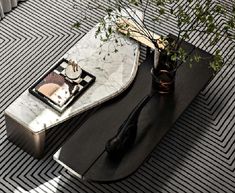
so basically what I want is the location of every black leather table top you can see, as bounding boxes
[54,37,214,182]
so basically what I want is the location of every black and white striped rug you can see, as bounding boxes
[1,0,235,192]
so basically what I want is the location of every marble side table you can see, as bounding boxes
[4,10,142,158]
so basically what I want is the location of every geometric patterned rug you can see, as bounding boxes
[1,0,235,192]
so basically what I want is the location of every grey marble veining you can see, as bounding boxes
[5,10,143,133]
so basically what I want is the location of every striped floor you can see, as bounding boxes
[0,0,235,192]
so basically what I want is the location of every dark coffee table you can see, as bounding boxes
[54,36,214,182]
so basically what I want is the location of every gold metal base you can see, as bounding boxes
[5,113,45,159]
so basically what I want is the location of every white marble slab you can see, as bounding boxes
[5,10,143,133]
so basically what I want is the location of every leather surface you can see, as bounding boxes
[55,38,214,182]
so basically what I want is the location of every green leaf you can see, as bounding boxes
[72,21,81,29]
[159,8,165,15]
[206,23,216,33]
[194,55,201,63]
[153,16,160,22]
[108,26,112,34]
[228,18,235,28]
[106,8,113,13]
[171,53,177,61]
[210,50,223,72]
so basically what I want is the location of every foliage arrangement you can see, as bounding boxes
[73,0,235,72]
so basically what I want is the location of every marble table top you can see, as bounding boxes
[5,10,142,133]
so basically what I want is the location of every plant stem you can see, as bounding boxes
[117,0,156,46]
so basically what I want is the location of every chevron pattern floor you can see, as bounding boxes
[0,0,235,192]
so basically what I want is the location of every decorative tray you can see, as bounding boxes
[29,59,96,113]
